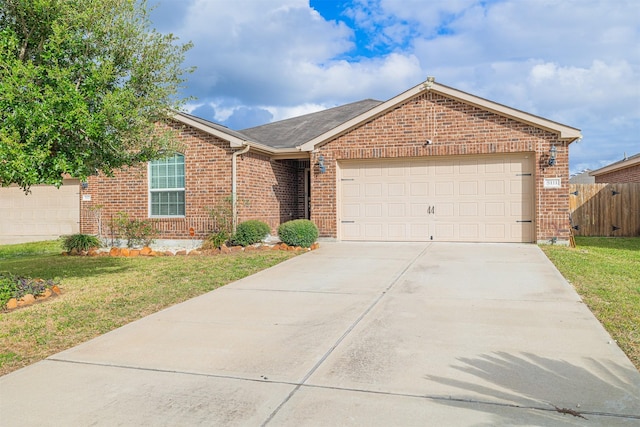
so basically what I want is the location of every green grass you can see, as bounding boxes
[0,239,63,260]
[541,237,640,370]
[0,241,298,375]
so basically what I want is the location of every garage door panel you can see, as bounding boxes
[459,203,478,216]
[435,181,454,196]
[388,224,407,239]
[459,181,478,195]
[435,223,455,239]
[486,223,506,239]
[485,202,505,216]
[388,183,405,196]
[388,204,405,217]
[365,183,382,196]
[485,180,505,195]
[410,182,428,196]
[365,204,383,217]
[364,223,383,239]
[339,154,534,243]
[459,224,479,239]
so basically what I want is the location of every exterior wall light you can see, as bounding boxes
[81,181,89,189]
[548,145,557,166]
[317,155,326,173]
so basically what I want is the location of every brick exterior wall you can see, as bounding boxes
[236,153,304,231]
[594,164,640,183]
[80,121,304,240]
[309,92,571,243]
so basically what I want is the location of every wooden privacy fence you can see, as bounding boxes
[569,183,640,237]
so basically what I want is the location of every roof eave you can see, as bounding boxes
[590,155,640,176]
[169,111,247,148]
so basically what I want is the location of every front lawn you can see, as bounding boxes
[541,237,640,370]
[0,240,298,376]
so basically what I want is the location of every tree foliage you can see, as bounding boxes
[0,0,193,190]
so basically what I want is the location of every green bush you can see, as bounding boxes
[277,219,318,248]
[231,220,271,247]
[61,234,102,252]
[113,212,158,248]
[202,230,230,250]
[0,274,15,308]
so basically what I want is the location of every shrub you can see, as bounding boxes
[277,219,318,248]
[113,212,158,248]
[61,234,102,252]
[231,220,271,247]
[202,230,230,250]
[0,274,15,308]
[0,273,59,308]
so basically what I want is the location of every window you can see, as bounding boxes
[149,153,185,216]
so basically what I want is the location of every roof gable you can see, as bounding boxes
[299,79,582,152]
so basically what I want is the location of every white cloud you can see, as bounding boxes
[152,0,640,172]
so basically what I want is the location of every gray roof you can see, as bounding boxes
[174,111,255,143]
[569,170,595,184]
[238,99,383,149]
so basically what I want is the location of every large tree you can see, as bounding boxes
[0,0,193,190]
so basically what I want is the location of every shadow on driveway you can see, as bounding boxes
[426,351,640,425]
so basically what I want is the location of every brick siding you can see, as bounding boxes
[310,92,571,242]
[80,121,304,240]
[594,164,640,183]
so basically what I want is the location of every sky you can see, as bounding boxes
[150,0,640,175]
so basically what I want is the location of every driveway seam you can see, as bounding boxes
[42,358,640,421]
[261,243,433,426]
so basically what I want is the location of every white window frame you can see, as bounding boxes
[148,153,186,218]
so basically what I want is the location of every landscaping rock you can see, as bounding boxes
[40,288,52,299]
[220,245,231,254]
[129,249,140,257]
[188,250,202,256]
[230,246,243,252]
[140,247,152,256]
[175,250,187,256]
[120,248,130,257]
[109,247,121,257]
[164,251,174,256]
[51,285,61,295]
[17,294,36,307]
[6,298,18,310]
[311,242,320,250]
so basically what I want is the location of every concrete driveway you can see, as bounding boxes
[1,242,639,426]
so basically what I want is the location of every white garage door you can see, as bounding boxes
[0,179,80,244]
[339,154,534,243]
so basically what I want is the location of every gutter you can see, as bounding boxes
[232,144,251,233]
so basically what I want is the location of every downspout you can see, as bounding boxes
[232,144,250,233]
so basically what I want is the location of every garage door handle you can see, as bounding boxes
[516,220,532,223]
[341,220,355,223]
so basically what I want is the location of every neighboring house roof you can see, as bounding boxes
[238,99,383,149]
[590,153,640,177]
[569,170,595,184]
[299,80,582,151]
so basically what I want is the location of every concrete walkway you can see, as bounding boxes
[1,242,639,426]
